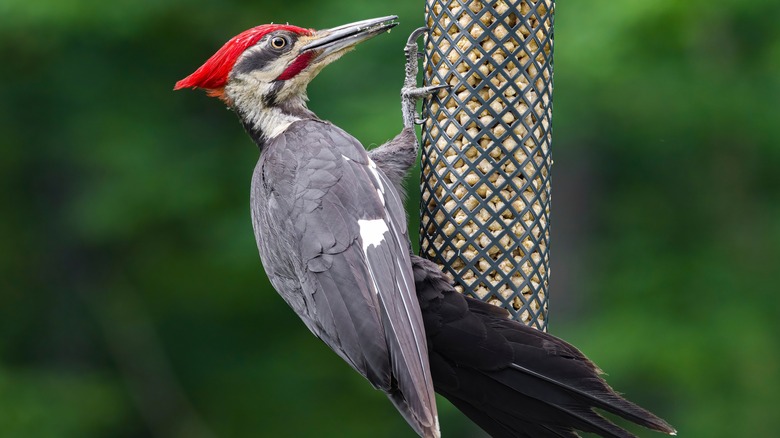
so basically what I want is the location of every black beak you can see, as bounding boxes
[301,16,399,57]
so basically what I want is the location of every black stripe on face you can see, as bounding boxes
[261,81,284,107]
[232,32,299,76]
[240,117,268,150]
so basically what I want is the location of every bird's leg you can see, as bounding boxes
[370,27,448,190]
[401,27,448,129]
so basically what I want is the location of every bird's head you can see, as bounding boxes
[174,16,398,110]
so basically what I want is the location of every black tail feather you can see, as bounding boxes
[455,360,639,438]
[444,387,580,438]
[506,362,675,434]
[411,255,676,438]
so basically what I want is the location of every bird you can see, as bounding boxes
[174,16,677,438]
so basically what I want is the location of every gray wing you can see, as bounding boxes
[255,120,438,437]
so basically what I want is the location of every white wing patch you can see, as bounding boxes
[357,218,389,252]
[358,218,389,297]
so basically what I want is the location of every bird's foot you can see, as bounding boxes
[401,27,450,129]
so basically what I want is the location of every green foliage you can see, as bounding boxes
[0,367,125,437]
[1,0,778,437]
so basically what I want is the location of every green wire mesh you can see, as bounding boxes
[420,0,554,330]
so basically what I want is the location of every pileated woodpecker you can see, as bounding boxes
[175,16,676,438]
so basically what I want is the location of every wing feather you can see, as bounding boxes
[256,120,437,436]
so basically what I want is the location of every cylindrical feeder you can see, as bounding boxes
[420,0,554,330]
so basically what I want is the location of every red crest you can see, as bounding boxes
[174,24,313,95]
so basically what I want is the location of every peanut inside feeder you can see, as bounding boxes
[420,0,554,330]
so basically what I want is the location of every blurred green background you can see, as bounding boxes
[1,0,778,436]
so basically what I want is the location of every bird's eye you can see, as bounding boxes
[271,36,287,49]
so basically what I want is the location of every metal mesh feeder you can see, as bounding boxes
[420,0,554,330]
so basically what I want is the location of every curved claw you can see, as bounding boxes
[425,84,451,94]
[403,84,451,99]
[406,27,429,46]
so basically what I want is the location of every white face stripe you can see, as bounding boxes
[232,35,299,80]
[250,106,300,138]
[225,79,302,139]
